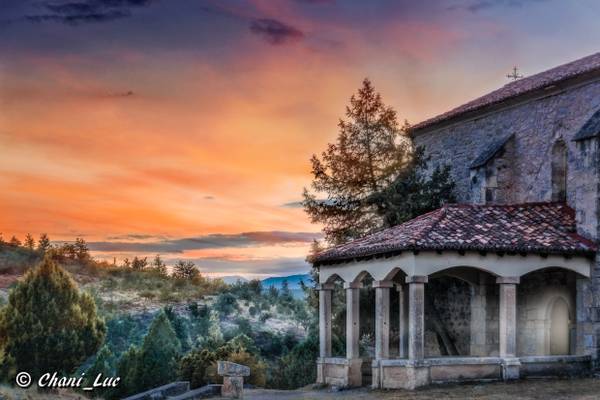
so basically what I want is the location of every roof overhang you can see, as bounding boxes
[319,250,593,284]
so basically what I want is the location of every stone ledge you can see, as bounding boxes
[318,357,356,365]
[519,355,592,363]
[427,357,503,366]
[218,361,250,377]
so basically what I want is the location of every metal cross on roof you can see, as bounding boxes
[507,66,524,81]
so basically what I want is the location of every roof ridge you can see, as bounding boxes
[411,52,600,132]
[409,205,448,246]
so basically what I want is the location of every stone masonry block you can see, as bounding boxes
[218,361,250,377]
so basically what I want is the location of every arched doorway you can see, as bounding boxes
[517,268,576,356]
[549,297,570,355]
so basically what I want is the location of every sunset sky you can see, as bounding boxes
[1,0,600,278]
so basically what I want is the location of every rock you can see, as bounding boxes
[222,376,244,399]
[218,361,250,377]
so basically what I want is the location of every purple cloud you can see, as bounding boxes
[249,18,304,45]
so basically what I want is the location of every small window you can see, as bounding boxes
[551,140,567,202]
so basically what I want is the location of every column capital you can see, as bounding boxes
[496,276,520,284]
[406,275,428,284]
[344,281,363,289]
[373,280,394,289]
[317,283,335,291]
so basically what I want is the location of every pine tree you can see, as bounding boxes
[85,345,114,394]
[109,345,140,399]
[173,260,198,280]
[37,233,51,253]
[8,236,21,247]
[74,237,90,262]
[151,254,167,276]
[367,147,456,227]
[134,311,181,391]
[303,78,412,245]
[0,257,106,380]
[24,234,35,250]
[131,256,148,271]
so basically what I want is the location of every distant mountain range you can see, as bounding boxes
[261,273,312,299]
[219,273,313,299]
[219,275,249,285]
[261,274,311,289]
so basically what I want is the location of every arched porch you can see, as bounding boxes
[316,251,594,389]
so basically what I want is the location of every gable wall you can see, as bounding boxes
[413,79,600,237]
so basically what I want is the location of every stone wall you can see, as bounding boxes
[425,277,472,356]
[414,78,600,359]
[413,79,600,208]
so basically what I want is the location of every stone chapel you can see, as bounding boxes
[313,52,600,389]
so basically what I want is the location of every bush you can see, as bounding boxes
[179,337,265,389]
[214,292,238,316]
[268,333,318,389]
[227,349,266,387]
[0,258,105,381]
[173,260,199,280]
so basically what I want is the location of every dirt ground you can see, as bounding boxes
[245,378,600,400]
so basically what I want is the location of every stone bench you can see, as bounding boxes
[217,361,250,399]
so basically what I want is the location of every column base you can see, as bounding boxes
[372,363,381,389]
[404,360,430,390]
[317,362,325,384]
[372,359,430,390]
[316,357,362,388]
[501,358,521,381]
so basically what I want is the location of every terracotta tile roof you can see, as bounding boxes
[313,203,596,265]
[412,52,600,132]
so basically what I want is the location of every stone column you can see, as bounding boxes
[344,282,362,387]
[345,282,361,359]
[406,276,428,360]
[397,283,408,358]
[374,280,393,360]
[497,276,520,380]
[318,283,334,358]
[317,283,334,384]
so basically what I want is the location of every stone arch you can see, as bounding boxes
[428,266,497,286]
[352,270,375,284]
[324,273,344,284]
[383,267,408,282]
[551,139,568,202]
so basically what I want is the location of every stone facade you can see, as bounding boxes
[413,75,600,361]
[315,55,600,390]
